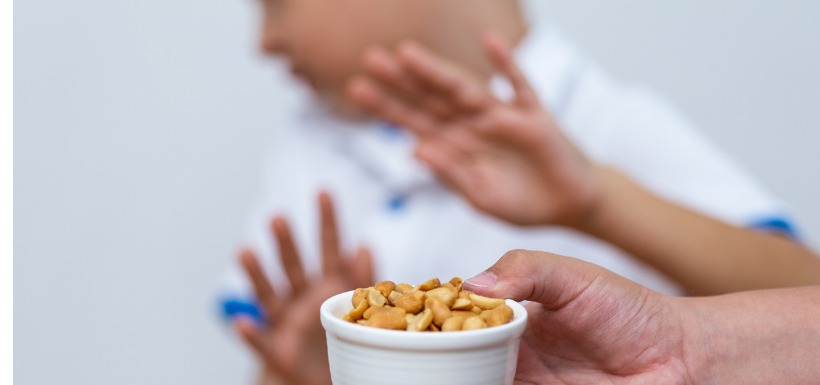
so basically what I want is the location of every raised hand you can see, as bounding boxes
[234,192,374,385]
[348,32,602,227]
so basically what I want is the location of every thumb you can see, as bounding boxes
[463,249,630,310]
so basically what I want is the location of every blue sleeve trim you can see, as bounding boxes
[747,217,799,240]
[220,296,266,326]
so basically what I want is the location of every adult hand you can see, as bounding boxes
[234,192,374,385]
[464,249,695,384]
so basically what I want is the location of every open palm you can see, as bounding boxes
[235,192,374,385]
[349,33,601,226]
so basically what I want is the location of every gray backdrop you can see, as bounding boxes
[15,1,820,384]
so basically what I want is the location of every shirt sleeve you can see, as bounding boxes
[582,84,798,237]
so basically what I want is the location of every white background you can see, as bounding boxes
[14,1,820,384]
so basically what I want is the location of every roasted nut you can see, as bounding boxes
[367,307,407,330]
[485,304,514,327]
[352,288,368,307]
[449,277,463,292]
[395,291,425,314]
[362,305,380,320]
[344,277,513,331]
[395,283,414,293]
[462,316,488,331]
[451,310,477,319]
[388,291,402,306]
[375,281,396,298]
[416,278,441,291]
[425,287,457,308]
[368,289,387,307]
[406,309,433,332]
[451,298,473,310]
[425,298,452,327]
[469,293,505,310]
[441,316,464,332]
[347,297,369,320]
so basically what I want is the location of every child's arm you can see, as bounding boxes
[583,168,820,295]
[348,33,820,295]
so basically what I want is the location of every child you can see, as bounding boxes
[350,33,820,294]
[222,1,814,384]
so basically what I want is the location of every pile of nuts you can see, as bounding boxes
[341,277,514,332]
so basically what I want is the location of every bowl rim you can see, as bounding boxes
[320,290,528,351]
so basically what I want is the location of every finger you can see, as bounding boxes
[239,249,280,321]
[414,140,476,199]
[318,191,343,277]
[397,41,494,113]
[463,249,637,311]
[270,280,341,375]
[235,317,296,379]
[468,106,528,143]
[233,317,271,363]
[346,246,375,288]
[271,216,309,296]
[362,46,456,120]
[482,31,540,108]
[347,75,438,134]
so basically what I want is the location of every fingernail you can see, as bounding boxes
[464,271,497,288]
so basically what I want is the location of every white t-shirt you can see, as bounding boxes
[220,24,794,320]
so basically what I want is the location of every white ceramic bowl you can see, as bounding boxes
[320,290,528,385]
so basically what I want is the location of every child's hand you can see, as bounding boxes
[234,192,373,385]
[348,33,602,227]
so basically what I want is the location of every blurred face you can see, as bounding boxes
[257,0,426,114]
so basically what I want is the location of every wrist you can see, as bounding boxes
[565,166,623,234]
[674,297,721,385]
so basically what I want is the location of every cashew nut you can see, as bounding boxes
[425,297,452,327]
[469,293,505,310]
[367,307,407,330]
[485,304,514,327]
[441,316,464,332]
[451,298,473,311]
[388,290,402,306]
[374,280,396,298]
[395,283,414,294]
[395,290,425,314]
[367,289,387,308]
[347,296,370,320]
[352,288,368,308]
[416,278,441,291]
[344,277,514,332]
[449,277,463,292]
[406,309,433,332]
[425,287,457,308]
[462,316,488,331]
